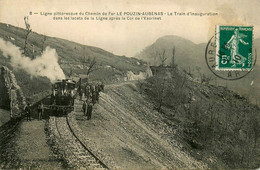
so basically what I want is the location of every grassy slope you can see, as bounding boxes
[0,22,146,101]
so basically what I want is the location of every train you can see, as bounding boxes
[43,79,78,116]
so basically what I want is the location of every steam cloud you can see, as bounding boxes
[0,38,65,83]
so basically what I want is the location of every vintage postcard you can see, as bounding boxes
[0,0,259,169]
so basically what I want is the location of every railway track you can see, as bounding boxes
[49,116,108,170]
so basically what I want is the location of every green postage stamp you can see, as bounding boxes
[216,25,253,70]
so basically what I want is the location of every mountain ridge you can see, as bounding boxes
[135,34,260,104]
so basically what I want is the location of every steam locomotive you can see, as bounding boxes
[44,79,77,116]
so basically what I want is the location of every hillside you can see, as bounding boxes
[140,67,260,169]
[76,82,209,169]
[74,75,260,169]
[0,22,147,102]
[136,35,260,104]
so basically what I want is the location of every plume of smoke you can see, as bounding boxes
[0,38,65,83]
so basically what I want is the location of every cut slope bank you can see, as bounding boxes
[75,82,208,169]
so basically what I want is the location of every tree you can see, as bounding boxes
[200,74,213,84]
[148,65,188,112]
[83,55,97,75]
[41,35,47,54]
[152,75,168,112]
[183,67,193,78]
[171,46,176,67]
[158,49,167,66]
[23,16,32,57]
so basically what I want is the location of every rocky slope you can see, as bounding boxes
[0,66,26,119]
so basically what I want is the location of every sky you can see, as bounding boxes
[0,0,260,57]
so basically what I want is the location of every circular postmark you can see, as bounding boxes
[205,33,257,80]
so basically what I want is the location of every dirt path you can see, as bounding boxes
[14,120,63,169]
[76,82,208,169]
